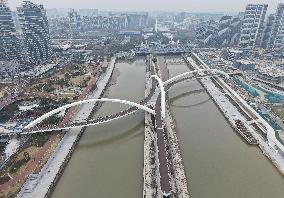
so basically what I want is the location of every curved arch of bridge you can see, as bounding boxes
[24,98,156,129]
[151,75,166,119]
[164,69,228,86]
[24,69,228,132]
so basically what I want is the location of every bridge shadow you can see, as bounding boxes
[77,118,144,150]
[169,89,210,108]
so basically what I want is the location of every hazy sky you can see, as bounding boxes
[8,0,282,13]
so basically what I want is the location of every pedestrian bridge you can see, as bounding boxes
[24,98,156,129]
[0,68,227,135]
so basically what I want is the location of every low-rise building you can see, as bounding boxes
[233,60,256,71]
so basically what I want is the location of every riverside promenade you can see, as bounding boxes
[186,53,284,176]
[16,58,117,198]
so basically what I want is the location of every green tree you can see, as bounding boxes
[23,152,30,161]
[40,98,49,107]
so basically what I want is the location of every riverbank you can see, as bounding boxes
[186,53,284,176]
[164,102,190,197]
[16,57,117,198]
[160,56,190,197]
[143,56,160,197]
[156,55,190,197]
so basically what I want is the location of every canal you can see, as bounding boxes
[52,58,146,198]
[52,56,284,198]
[166,56,284,198]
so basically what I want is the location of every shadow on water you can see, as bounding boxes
[169,89,210,108]
[77,118,144,150]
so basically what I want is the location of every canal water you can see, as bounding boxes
[166,56,284,198]
[52,56,284,198]
[52,59,146,198]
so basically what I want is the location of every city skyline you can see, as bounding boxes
[1,0,284,197]
[7,0,281,13]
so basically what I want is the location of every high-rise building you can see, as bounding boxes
[127,13,148,29]
[269,3,284,49]
[261,14,275,49]
[17,1,50,65]
[0,0,23,63]
[194,16,241,47]
[68,9,81,37]
[239,4,268,49]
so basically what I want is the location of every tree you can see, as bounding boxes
[40,98,49,107]
[23,152,30,161]
[60,97,69,104]
[152,57,157,63]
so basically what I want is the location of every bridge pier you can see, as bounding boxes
[143,55,160,197]
[144,55,191,198]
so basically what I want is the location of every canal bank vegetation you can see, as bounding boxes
[13,58,117,197]
[10,152,31,174]
[0,133,63,197]
[0,102,20,123]
[29,133,50,147]
[271,105,284,119]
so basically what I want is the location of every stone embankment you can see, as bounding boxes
[143,56,160,197]
[164,102,190,197]
[143,55,190,197]
[159,56,190,197]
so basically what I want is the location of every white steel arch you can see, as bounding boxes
[21,111,139,134]
[164,69,228,86]
[151,75,166,119]
[24,70,229,131]
[24,98,155,129]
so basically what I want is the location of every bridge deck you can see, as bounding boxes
[155,95,172,195]
[19,59,157,135]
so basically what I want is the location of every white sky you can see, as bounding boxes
[7,0,283,14]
